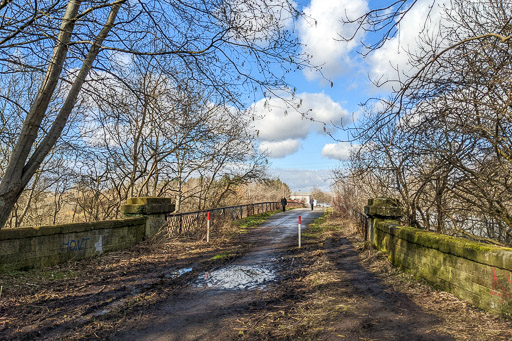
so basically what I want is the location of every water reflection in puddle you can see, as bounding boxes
[196,265,276,290]
[164,267,193,279]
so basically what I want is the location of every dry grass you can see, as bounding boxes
[343,220,512,340]
[2,210,511,340]
[0,212,265,340]
[235,212,512,340]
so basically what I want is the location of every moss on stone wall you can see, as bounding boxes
[373,219,512,318]
[375,219,512,270]
[0,197,176,273]
[120,197,175,215]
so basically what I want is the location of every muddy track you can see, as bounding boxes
[3,211,511,340]
[112,208,323,340]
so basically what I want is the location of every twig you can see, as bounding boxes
[251,313,270,329]
[96,285,106,294]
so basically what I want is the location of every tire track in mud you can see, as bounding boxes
[112,208,323,340]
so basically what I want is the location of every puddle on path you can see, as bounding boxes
[163,267,193,279]
[195,265,276,290]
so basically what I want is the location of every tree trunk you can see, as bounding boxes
[0,184,25,229]
[0,0,125,229]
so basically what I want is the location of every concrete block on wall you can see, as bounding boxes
[0,217,146,272]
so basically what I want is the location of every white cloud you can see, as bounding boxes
[298,0,369,81]
[81,119,127,148]
[109,50,133,67]
[368,0,448,89]
[250,92,352,158]
[269,168,333,192]
[321,142,354,161]
[259,139,301,158]
[252,92,351,142]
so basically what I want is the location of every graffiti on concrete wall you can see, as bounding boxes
[95,235,103,253]
[62,237,90,252]
[490,267,512,301]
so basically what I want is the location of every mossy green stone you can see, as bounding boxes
[0,218,145,240]
[366,197,512,317]
[121,197,175,216]
[0,239,18,256]
[125,197,172,205]
[376,220,512,269]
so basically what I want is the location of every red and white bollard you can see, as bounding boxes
[298,215,302,248]
[207,212,210,243]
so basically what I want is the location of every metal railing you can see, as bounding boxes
[352,210,369,240]
[165,202,281,238]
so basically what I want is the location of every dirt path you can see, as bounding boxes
[320,237,453,340]
[113,208,323,340]
[230,216,512,340]
[2,210,511,340]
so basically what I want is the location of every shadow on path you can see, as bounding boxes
[325,237,454,340]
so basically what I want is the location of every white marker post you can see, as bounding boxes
[298,215,302,248]
[207,212,210,243]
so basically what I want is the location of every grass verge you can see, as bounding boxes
[302,209,340,239]
[234,210,281,230]
[234,211,512,340]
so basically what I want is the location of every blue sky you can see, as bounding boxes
[249,0,372,193]
[248,0,442,193]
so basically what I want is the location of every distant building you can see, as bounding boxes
[290,194,316,206]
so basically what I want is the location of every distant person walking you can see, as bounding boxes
[280,197,287,212]
[310,198,314,211]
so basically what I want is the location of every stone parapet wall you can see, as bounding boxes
[365,198,512,318]
[0,197,175,272]
[0,218,146,272]
[374,221,512,317]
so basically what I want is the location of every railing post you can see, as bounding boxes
[361,212,368,241]
[207,211,210,243]
[121,197,176,239]
[364,198,403,243]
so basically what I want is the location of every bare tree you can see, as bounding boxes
[311,187,331,204]
[0,0,310,229]
[242,178,291,203]
[346,1,512,244]
[69,54,269,219]
[340,0,425,55]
